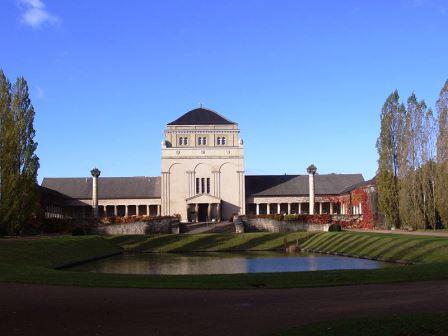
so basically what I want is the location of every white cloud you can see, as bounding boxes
[18,0,60,28]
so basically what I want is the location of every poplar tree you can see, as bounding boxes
[376,91,402,228]
[9,77,39,234]
[0,70,13,235]
[420,107,437,229]
[436,80,448,228]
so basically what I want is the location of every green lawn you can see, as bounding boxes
[274,313,448,336]
[107,231,315,252]
[300,231,448,264]
[1,232,448,289]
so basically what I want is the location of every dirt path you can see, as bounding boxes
[2,281,448,336]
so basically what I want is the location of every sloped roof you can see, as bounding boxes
[41,176,161,199]
[245,174,364,196]
[167,108,235,125]
[340,176,377,194]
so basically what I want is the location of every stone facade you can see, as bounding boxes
[41,107,375,225]
[161,111,245,221]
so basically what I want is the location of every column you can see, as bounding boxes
[207,203,211,222]
[125,205,129,217]
[90,168,101,218]
[104,206,108,217]
[237,171,245,215]
[157,205,161,217]
[256,203,260,215]
[146,205,150,216]
[287,203,291,215]
[319,202,323,214]
[187,171,194,197]
[161,171,170,216]
[267,203,270,215]
[195,203,199,222]
[330,202,334,215]
[307,164,317,215]
[136,205,140,216]
[217,203,221,222]
[298,203,302,215]
[114,205,117,216]
[277,203,281,214]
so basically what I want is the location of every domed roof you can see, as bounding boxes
[167,107,235,125]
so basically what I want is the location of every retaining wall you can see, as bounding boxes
[244,217,330,233]
[95,218,180,235]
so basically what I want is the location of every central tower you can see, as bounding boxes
[161,107,245,221]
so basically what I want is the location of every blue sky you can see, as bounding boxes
[1,0,447,182]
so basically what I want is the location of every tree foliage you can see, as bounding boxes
[377,91,401,228]
[436,80,448,227]
[0,70,39,235]
[377,80,447,229]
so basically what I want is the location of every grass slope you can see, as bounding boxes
[107,232,314,252]
[300,232,448,264]
[275,313,448,336]
[1,232,448,289]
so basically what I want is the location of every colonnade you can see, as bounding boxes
[188,202,221,222]
[248,201,348,215]
[101,204,161,217]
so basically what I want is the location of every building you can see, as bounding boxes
[41,107,376,225]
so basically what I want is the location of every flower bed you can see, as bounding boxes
[100,215,178,225]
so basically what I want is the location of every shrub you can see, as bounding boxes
[328,223,342,232]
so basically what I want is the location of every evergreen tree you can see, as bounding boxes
[436,80,448,228]
[376,91,402,228]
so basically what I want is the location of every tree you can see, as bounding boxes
[10,77,39,234]
[436,80,448,228]
[0,70,13,235]
[420,107,437,229]
[0,72,39,235]
[376,91,402,228]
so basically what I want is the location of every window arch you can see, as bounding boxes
[221,137,226,145]
[198,137,202,145]
[203,137,207,145]
[217,137,221,145]
[178,137,183,145]
[183,137,188,145]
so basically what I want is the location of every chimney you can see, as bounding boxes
[307,164,317,215]
[90,168,101,217]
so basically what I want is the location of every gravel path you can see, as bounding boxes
[2,280,448,335]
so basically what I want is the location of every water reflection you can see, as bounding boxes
[67,251,395,275]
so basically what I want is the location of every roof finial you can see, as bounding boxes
[200,103,203,108]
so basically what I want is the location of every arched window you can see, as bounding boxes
[222,137,226,145]
[198,137,202,145]
[217,137,221,145]
[203,137,207,145]
[178,137,183,145]
[183,137,188,145]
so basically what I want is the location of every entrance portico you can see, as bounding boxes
[186,194,221,223]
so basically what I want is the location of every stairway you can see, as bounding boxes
[183,221,235,234]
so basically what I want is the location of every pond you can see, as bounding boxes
[67,251,396,275]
